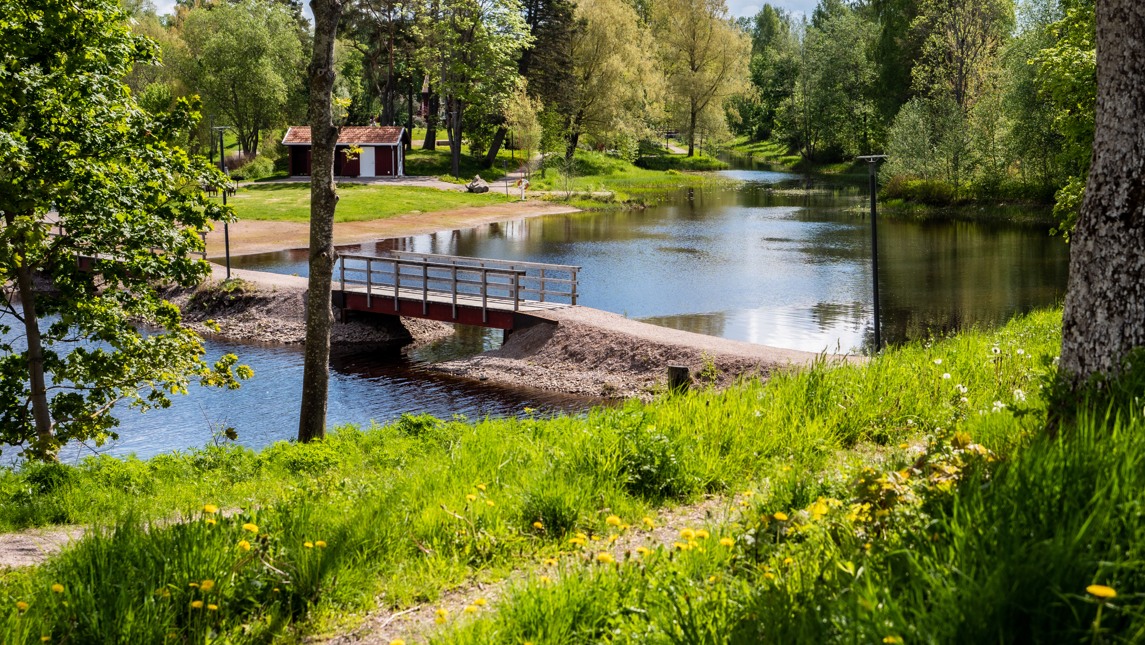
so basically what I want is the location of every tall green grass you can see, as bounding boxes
[0,310,1065,641]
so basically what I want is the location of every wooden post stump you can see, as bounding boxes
[668,365,690,393]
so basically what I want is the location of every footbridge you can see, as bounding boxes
[333,251,580,331]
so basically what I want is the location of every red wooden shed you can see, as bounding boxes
[282,125,405,178]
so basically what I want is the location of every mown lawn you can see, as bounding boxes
[224,183,508,222]
[5,310,1134,643]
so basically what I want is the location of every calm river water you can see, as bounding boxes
[7,167,1070,463]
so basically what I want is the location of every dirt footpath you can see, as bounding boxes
[205,201,580,258]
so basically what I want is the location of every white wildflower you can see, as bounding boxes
[942,373,952,380]
[934,359,943,365]
[955,384,968,395]
[993,400,1007,412]
[1013,389,1026,402]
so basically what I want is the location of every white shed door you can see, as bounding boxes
[360,146,376,177]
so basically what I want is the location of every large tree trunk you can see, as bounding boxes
[687,107,696,157]
[1060,1,1145,385]
[423,93,439,150]
[450,98,463,178]
[13,255,54,459]
[484,126,508,169]
[298,0,343,443]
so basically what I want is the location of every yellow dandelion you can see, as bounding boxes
[50,584,64,594]
[485,500,495,507]
[464,605,478,614]
[237,540,251,552]
[783,557,794,565]
[190,600,204,609]
[533,521,544,530]
[673,541,688,550]
[539,575,552,584]
[390,640,406,645]
[596,552,615,564]
[203,504,219,514]
[719,537,734,547]
[476,483,487,491]
[16,601,29,611]
[608,535,619,543]
[315,540,327,548]
[435,608,448,624]
[544,558,558,566]
[41,637,51,643]
[773,512,789,522]
[466,494,477,502]
[205,518,217,526]
[636,546,651,556]
[680,528,696,540]
[763,572,775,580]
[590,535,601,541]
[708,575,717,583]
[743,490,754,498]
[207,604,218,611]
[199,580,215,592]
[242,523,258,533]
[1087,584,1117,600]
[188,582,199,589]
[882,637,903,644]
[304,542,314,549]
[474,598,487,606]
[642,517,655,529]
[898,443,910,449]
[606,515,622,526]
[695,529,710,540]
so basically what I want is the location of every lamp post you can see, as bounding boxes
[857,154,887,353]
[212,126,233,280]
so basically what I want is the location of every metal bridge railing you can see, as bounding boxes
[382,250,580,305]
[339,252,527,324]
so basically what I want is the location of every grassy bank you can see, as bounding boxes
[225,184,507,222]
[530,150,737,208]
[0,310,1105,642]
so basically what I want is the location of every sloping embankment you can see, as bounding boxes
[427,306,853,399]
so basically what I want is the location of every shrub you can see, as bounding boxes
[229,155,276,181]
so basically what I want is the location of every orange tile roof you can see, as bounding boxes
[282,125,404,146]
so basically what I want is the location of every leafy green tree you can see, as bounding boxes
[653,0,749,156]
[741,4,799,141]
[418,0,531,176]
[911,0,1014,111]
[783,3,878,160]
[0,0,247,459]
[504,80,543,177]
[179,0,306,155]
[564,0,658,158]
[1033,0,1095,235]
